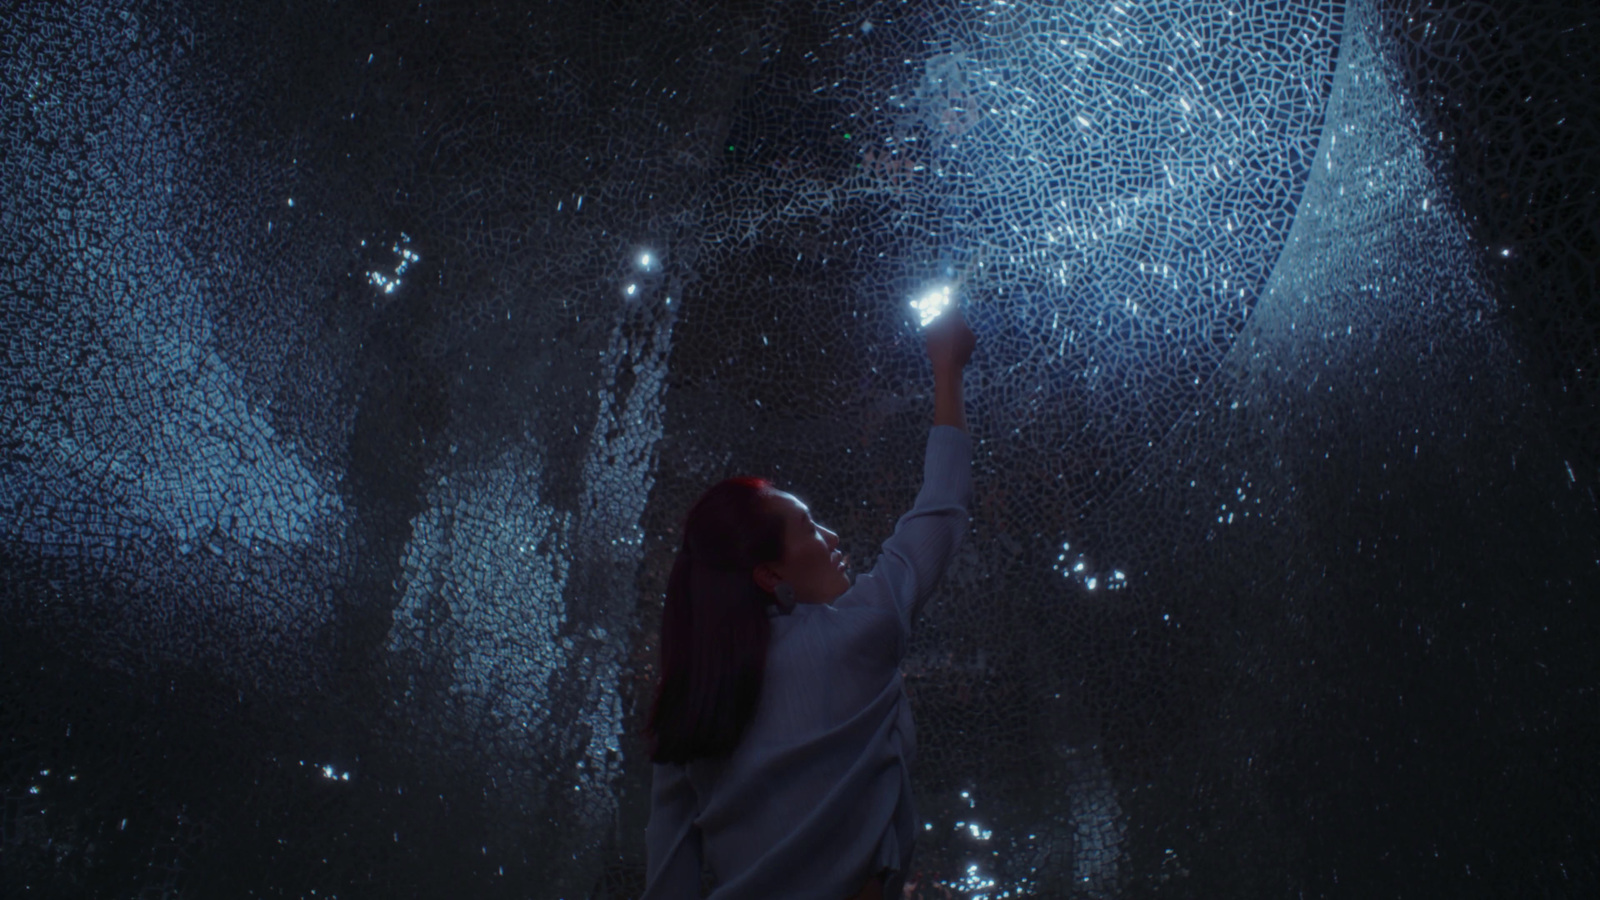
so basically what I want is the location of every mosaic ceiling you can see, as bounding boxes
[2,0,1595,896]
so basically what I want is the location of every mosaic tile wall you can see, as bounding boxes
[2,0,1595,896]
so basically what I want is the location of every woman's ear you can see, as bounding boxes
[751,563,779,594]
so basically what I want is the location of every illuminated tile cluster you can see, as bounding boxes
[2,0,1595,897]
[386,441,574,783]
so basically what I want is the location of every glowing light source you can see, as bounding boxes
[912,283,955,327]
[367,234,419,295]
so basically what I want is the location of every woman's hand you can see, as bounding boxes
[924,307,976,374]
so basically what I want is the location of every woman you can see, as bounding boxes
[642,308,977,899]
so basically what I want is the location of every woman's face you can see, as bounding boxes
[754,491,853,605]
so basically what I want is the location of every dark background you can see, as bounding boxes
[2,0,1595,897]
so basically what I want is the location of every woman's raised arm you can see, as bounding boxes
[925,308,975,432]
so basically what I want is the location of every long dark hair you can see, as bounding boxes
[644,476,788,765]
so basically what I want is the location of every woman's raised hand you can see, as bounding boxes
[924,307,976,374]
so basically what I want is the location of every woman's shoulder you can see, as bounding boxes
[786,599,902,670]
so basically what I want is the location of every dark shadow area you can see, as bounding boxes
[2,0,1595,897]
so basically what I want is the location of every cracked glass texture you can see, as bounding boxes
[2,0,1596,897]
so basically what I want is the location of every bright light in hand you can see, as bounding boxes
[913,283,954,327]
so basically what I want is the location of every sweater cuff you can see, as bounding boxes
[923,425,973,500]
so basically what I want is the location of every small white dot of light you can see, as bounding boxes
[639,252,652,267]
[385,283,396,294]
[322,765,336,779]
[40,769,48,776]
[287,198,294,207]
[626,284,637,296]
[29,785,39,794]
[925,823,933,830]
[1073,562,1085,572]
[1500,248,1512,257]
[1163,614,1170,621]
[1086,577,1097,590]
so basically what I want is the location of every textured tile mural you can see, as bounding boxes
[2,0,1595,896]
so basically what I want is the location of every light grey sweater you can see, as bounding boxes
[644,425,973,899]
